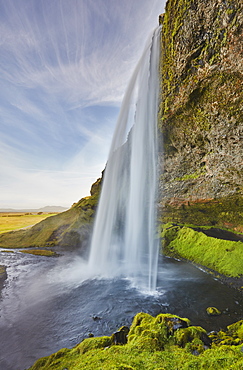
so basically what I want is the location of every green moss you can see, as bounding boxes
[162,224,243,277]
[0,177,102,250]
[75,336,112,354]
[159,0,243,232]
[159,0,242,128]
[28,313,243,370]
[227,321,243,340]
[206,307,222,316]
[161,195,243,230]
[20,249,58,257]
[174,326,207,348]
[174,168,206,182]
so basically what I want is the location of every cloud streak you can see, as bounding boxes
[0,0,165,208]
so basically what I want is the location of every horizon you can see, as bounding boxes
[0,0,165,209]
[0,205,68,211]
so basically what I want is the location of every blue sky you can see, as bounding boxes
[0,0,165,209]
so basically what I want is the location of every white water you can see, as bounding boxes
[88,26,161,291]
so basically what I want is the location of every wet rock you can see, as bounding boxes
[200,331,212,347]
[159,0,243,228]
[0,265,7,293]
[112,326,130,345]
[165,316,189,334]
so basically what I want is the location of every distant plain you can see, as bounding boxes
[0,213,57,234]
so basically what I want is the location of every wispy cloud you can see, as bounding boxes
[0,0,165,208]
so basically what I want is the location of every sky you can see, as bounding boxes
[0,0,165,209]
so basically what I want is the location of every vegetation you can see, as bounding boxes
[206,307,221,316]
[19,249,58,257]
[158,0,243,230]
[161,223,243,278]
[0,213,57,234]
[0,177,102,250]
[161,195,243,232]
[28,312,243,370]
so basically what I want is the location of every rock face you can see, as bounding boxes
[158,0,243,229]
[1,1,242,250]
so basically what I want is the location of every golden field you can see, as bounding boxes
[0,213,57,234]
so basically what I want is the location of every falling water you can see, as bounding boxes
[88,26,161,291]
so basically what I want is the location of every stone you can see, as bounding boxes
[112,326,130,345]
[206,306,222,316]
[159,0,243,229]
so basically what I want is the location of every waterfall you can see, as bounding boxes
[88,26,161,291]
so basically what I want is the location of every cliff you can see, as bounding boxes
[1,0,243,252]
[158,0,243,230]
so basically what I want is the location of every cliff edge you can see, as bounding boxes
[159,0,243,230]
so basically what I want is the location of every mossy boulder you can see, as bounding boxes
[209,320,243,346]
[28,313,243,370]
[206,307,222,316]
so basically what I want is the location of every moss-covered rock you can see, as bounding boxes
[27,313,243,370]
[206,307,221,316]
[161,223,243,277]
[159,0,243,228]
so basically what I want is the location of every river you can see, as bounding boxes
[0,249,242,370]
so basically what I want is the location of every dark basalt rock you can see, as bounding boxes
[159,0,243,229]
[112,326,130,345]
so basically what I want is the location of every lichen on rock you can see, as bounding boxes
[158,0,243,229]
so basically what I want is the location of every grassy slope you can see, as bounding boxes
[28,312,243,370]
[161,224,243,278]
[0,178,101,250]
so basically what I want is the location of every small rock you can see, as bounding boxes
[206,307,221,316]
[112,326,129,345]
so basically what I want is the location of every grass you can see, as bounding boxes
[28,312,243,370]
[20,249,58,257]
[0,213,57,234]
[161,224,243,277]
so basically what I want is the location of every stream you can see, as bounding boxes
[0,249,242,370]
